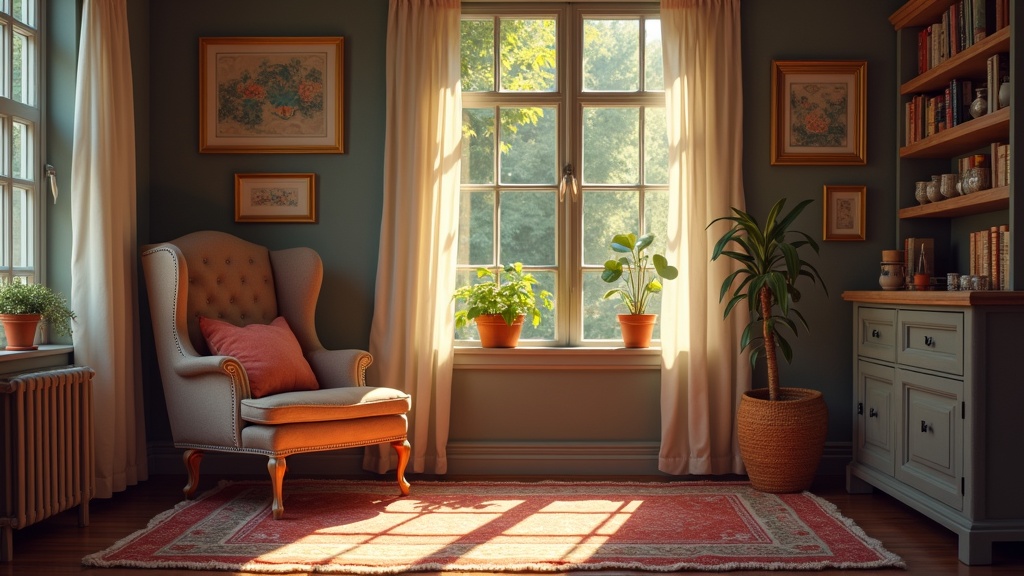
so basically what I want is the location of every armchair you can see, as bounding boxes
[141,231,411,519]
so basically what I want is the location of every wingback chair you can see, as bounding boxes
[141,231,411,519]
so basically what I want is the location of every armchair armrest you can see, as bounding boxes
[161,354,251,448]
[307,348,373,388]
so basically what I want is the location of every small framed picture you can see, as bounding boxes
[771,60,867,166]
[234,173,316,223]
[823,184,866,241]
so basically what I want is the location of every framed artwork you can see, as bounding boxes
[235,173,317,223]
[823,185,866,241]
[770,60,866,166]
[200,37,344,153]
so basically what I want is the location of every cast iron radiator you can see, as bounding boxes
[0,365,94,562]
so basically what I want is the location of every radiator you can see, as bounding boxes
[0,366,94,562]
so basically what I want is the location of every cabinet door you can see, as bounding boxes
[856,360,895,476]
[896,368,964,511]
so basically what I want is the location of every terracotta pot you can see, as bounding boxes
[737,387,828,493]
[617,313,657,348]
[1,313,42,351]
[474,314,524,348]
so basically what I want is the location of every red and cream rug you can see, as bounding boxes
[83,480,904,573]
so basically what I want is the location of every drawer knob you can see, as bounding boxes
[921,420,933,433]
[871,329,880,338]
[869,407,878,418]
[924,335,935,347]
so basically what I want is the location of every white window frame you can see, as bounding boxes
[458,2,665,355]
[0,0,43,288]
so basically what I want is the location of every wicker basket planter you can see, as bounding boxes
[737,387,828,493]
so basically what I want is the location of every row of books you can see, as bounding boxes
[917,0,1009,75]
[903,80,974,144]
[969,225,1011,290]
[987,142,1011,188]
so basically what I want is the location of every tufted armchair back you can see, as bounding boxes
[170,231,280,356]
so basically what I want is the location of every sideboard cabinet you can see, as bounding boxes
[844,290,1024,565]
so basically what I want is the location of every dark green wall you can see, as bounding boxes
[741,0,902,441]
[125,0,901,462]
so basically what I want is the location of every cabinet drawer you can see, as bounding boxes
[856,307,896,362]
[897,310,964,376]
[896,369,963,511]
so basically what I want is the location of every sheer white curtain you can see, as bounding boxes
[70,0,147,497]
[658,0,749,475]
[366,0,461,475]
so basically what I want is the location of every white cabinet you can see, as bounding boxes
[844,291,1024,565]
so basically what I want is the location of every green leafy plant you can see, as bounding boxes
[601,232,679,315]
[708,198,828,401]
[453,263,554,329]
[0,280,77,337]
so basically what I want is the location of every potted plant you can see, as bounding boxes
[600,232,678,348]
[708,198,828,493]
[452,262,553,348]
[0,280,77,350]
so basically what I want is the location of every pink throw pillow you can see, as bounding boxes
[199,316,319,398]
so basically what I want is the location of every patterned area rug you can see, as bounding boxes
[83,480,904,573]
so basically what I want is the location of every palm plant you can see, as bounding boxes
[708,198,827,401]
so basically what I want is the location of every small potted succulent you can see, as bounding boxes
[600,232,678,348]
[452,262,553,348]
[0,280,77,350]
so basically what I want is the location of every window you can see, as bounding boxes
[0,0,41,286]
[458,3,666,346]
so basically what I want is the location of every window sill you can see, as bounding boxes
[453,346,662,370]
[0,344,76,374]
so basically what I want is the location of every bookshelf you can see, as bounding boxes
[892,0,1020,289]
[844,1,1024,567]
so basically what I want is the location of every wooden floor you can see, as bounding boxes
[2,474,1024,575]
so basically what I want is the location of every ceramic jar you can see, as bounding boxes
[940,173,959,199]
[970,87,988,119]
[879,262,906,291]
[915,181,930,204]
[926,175,943,203]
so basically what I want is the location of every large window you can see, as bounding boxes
[458,3,666,346]
[0,0,41,286]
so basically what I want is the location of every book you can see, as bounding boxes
[990,226,1000,290]
[1000,225,1010,290]
[973,0,988,43]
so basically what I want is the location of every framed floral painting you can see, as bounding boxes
[823,184,866,241]
[200,37,343,153]
[235,173,316,223]
[770,60,866,166]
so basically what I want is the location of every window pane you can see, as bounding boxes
[583,19,638,92]
[644,107,668,185]
[12,30,28,104]
[499,190,556,265]
[643,189,669,255]
[499,107,556,185]
[644,19,663,91]
[461,19,494,92]
[462,108,495,184]
[454,268,480,341]
[520,270,555,341]
[13,0,32,26]
[500,18,556,92]
[0,23,6,100]
[12,185,31,268]
[458,190,494,266]
[582,107,639,184]
[582,190,638,267]
[583,270,622,340]
[12,120,28,180]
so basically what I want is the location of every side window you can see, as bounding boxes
[0,0,41,285]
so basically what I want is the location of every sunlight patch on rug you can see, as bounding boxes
[82,480,904,573]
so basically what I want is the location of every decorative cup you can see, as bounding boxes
[940,173,959,198]
[947,273,960,291]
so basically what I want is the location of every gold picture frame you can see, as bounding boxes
[823,184,866,241]
[200,37,344,153]
[771,60,866,166]
[235,173,317,223]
